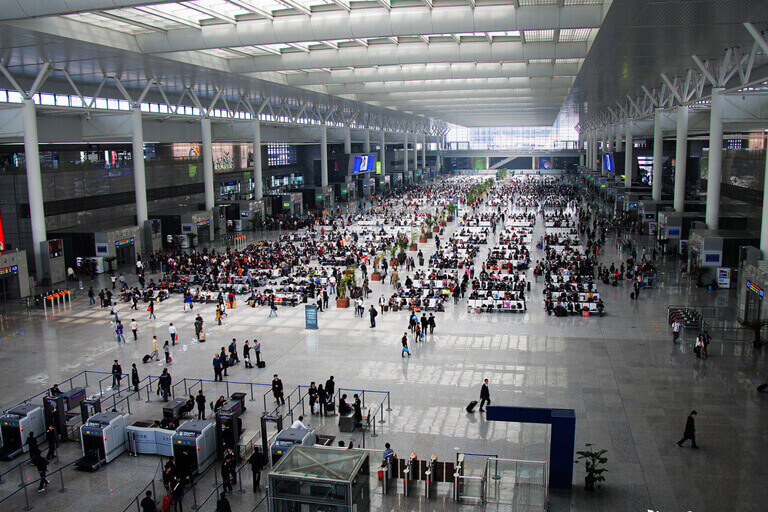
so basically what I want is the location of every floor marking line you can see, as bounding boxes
[652,321,661,333]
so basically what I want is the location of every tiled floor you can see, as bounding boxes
[0,199,766,512]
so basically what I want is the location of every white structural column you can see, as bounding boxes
[344,126,352,154]
[624,121,634,187]
[588,133,594,169]
[364,128,370,153]
[706,88,725,229]
[253,120,263,200]
[131,107,148,225]
[421,134,426,169]
[380,130,386,176]
[404,132,409,174]
[674,105,689,212]
[320,123,329,188]
[761,144,768,257]
[22,99,46,278]
[652,110,663,201]
[201,118,215,210]
[614,123,622,153]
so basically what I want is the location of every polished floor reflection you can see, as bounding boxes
[0,214,764,512]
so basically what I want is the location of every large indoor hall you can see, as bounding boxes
[0,1,767,512]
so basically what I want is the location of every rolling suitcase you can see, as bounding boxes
[198,332,206,342]
[466,400,478,413]
[257,361,266,368]
[326,401,335,414]
[142,354,151,364]
[630,292,636,300]
[758,383,768,393]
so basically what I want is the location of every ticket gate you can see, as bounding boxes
[77,411,129,471]
[215,400,243,457]
[402,453,418,497]
[424,455,438,499]
[80,398,102,424]
[172,420,216,477]
[453,453,465,501]
[44,387,86,443]
[0,404,46,460]
[380,456,396,494]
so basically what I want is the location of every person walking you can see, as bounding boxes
[32,454,50,493]
[131,319,139,341]
[369,305,378,328]
[45,425,57,460]
[140,491,157,512]
[677,410,699,448]
[88,286,96,306]
[272,374,285,405]
[216,492,232,512]
[157,368,172,402]
[115,320,126,343]
[243,341,252,368]
[248,449,264,492]
[401,332,410,357]
[671,319,682,344]
[150,336,160,361]
[169,323,178,346]
[268,301,278,318]
[427,313,436,334]
[324,376,335,402]
[112,360,123,390]
[148,299,156,320]
[194,315,204,340]
[163,340,171,364]
[26,431,40,461]
[213,354,223,382]
[479,379,491,412]
[196,390,206,420]
[131,363,140,392]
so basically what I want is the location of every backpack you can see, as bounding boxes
[161,496,172,512]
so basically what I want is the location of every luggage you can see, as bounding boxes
[757,383,768,393]
[142,354,151,364]
[257,361,266,368]
[630,292,636,300]
[466,400,478,413]
[198,332,205,342]
[326,401,335,414]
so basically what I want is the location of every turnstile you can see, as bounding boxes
[402,453,418,497]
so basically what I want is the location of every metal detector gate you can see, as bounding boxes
[260,411,283,465]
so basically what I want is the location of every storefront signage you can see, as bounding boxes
[0,265,18,276]
[115,237,134,247]
[690,243,701,253]
[747,280,764,297]
[196,220,210,227]
[305,304,318,330]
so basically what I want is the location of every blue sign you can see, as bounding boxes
[349,153,377,174]
[305,305,318,330]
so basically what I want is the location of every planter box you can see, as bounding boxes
[336,298,350,308]
[409,244,418,251]
[433,227,439,233]
[446,216,453,222]
[419,237,427,243]
[371,273,382,281]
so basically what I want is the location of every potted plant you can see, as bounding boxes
[397,239,408,263]
[336,268,356,308]
[688,264,710,288]
[575,443,608,492]
[390,245,398,267]
[103,256,117,274]
[739,317,768,349]
[446,203,457,222]
[371,254,383,281]
[409,234,418,251]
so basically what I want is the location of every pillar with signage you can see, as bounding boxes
[41,239,66,285]
[0,250,31,301]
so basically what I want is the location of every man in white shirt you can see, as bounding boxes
[672,319,682,344]
[130,319,138,341]
[290,416,308,430]
[169,323,178,346]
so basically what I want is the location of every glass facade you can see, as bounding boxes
[445,105,579,150]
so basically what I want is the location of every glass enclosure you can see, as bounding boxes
[269,446,370,512]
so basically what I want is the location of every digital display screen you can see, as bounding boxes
[705,253,720,263]
[604,153,614,173]
[49,239,63,258]
[349,153,377,174]
[669,229,680,236]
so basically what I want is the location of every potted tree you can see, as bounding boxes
[575,443,608,492]
[397,238,408,263]
[336,278,350,308]
[371,254,383,281]
[409,234,418,252]
[187,232,198,249]
[419,227,428,244]
[739,318,768,349]
[389,246,398,267]
[104,256,117,274]
[446,203,457,223]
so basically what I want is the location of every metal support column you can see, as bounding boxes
[624,121,634,187]
[614,122,622,153]
[201,118,215,210]
[652,110,663,201]
[131,107,148,225]
[344,126,352,155]
[380,130,386,177]
[253,120,263,200]
[421,134,426,169]
[706,88,725,229]
[674,105,689,212]
[364,128,371,153]
[321,123,329,188]
[23,99,46,279]
[761,142,768,258]
[404,132,409,175]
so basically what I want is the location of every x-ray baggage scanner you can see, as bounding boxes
[172,420,216,477]
[77,411,129,471]
[0,404,45,460]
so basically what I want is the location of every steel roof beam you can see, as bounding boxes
[135,5,603,53]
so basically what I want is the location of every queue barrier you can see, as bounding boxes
[43,290,73,317]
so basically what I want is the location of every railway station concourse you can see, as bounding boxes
[0,1,767,512]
